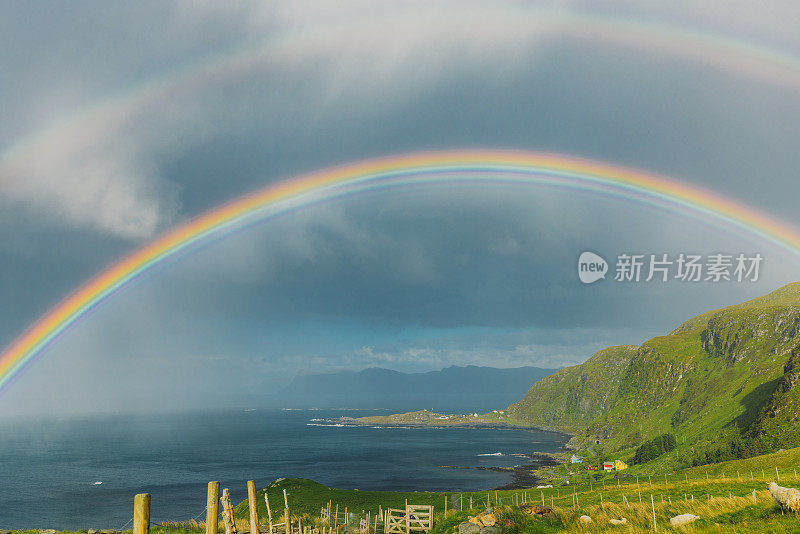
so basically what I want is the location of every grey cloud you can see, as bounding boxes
[3,1,800,416]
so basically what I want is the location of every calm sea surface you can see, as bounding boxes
[0,409,568,529]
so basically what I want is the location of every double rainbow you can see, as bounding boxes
[2,150,800,393]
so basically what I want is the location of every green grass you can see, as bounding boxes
[232,478,451,522]
[7,449,800,534]
[221,450,800,533]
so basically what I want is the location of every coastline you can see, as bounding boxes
[438,452,561,490]
[333,414,574,438]
[331,414,572,490]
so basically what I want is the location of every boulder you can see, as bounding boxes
[477,514,496,526]
[40,530,58,534]
[670,514,699,527]
[609,518,627,525]
[458,521,481,534]
[468,517,482,526]
[578,515,592,525]
[479,526,500,534]
[768,482,800,513]
[519,504,555,518]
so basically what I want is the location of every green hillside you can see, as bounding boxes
[506,282,800,467]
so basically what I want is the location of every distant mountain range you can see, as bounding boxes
[273,365,559,413]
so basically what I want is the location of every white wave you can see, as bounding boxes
[93,481,103,485]
[306,423,346,427]
[477,452,504,456]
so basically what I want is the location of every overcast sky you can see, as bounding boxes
[2,1,800,417]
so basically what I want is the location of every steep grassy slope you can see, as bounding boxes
[506,282,800,465]
[503,345,638,433]
[748,348,800,451]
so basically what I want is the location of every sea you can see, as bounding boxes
[0,409,568,530]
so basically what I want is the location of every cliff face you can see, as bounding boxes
[748,349,800,450]
[701,306,800,363]
[506,345,638,433]
[506,282,800,460]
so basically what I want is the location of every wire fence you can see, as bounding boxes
[105,465,800,532]
[438,464,800,514]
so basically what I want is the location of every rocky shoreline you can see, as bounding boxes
[330,415,571,490]
[438,452,561,490]
[333,416,573,438]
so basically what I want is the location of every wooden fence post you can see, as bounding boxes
[284,489,291,534]
[134,493,151,534]
[265,493,274,534]
[650,495,657,532]
[207,482,220,534]
[222,488,238,534]
[248,481,259,534]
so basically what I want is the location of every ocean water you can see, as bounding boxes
[0,409,568,529]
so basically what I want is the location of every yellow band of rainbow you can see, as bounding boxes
[2,150,799,392]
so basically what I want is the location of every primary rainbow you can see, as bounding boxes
[2,149,800,392]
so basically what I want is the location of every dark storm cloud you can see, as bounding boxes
[2,1,800,415]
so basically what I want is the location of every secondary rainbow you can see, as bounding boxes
[6,7,800,188]
[2,149,800,392]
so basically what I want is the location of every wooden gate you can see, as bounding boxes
[384,509,406,534]
[405,505,433,534]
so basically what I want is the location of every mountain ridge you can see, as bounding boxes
[275,364,559,413]
[506,281,800,465]
[353,283,800,467]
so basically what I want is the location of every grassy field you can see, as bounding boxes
[6,448,800,533]
[224,448,800,533]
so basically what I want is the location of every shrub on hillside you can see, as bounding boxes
[632,433,676,464]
